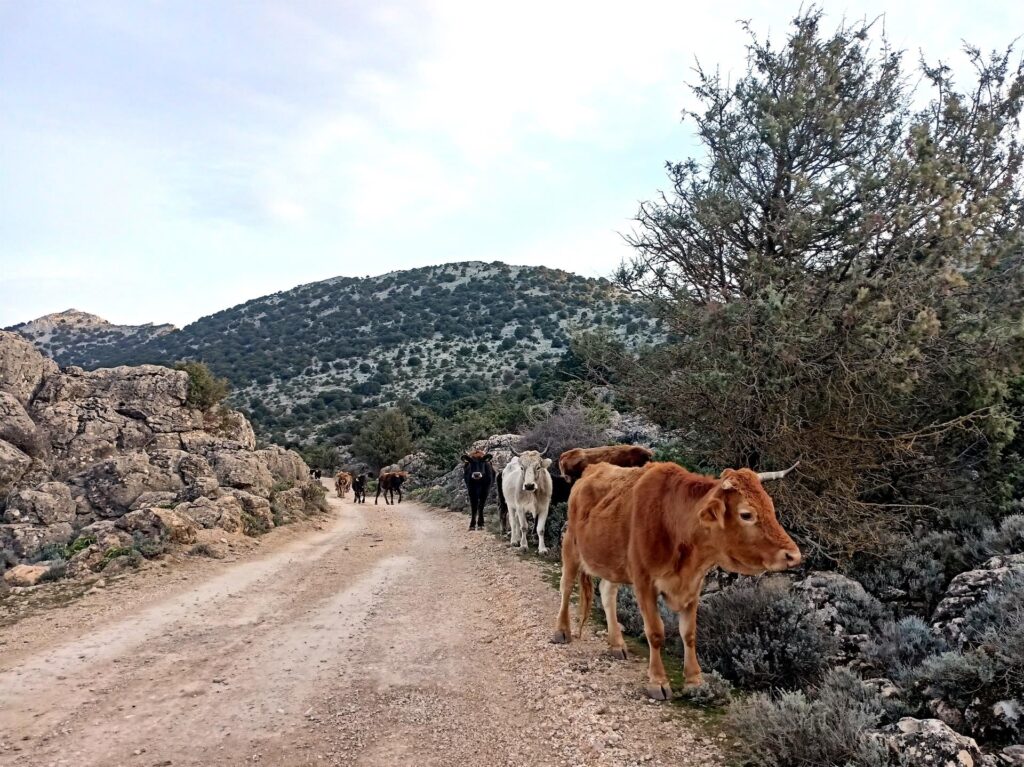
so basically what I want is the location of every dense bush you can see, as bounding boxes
[727,669,889,767]
[175,361,230,411]
[697,581,836,690]
[301,481,329,513]
[678,671,732,708]
[518,403,608,462]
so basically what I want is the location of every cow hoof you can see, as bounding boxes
[645,683,673,701]
[684,675,703,689]
[609,647,627,660]
[550,630,570,644]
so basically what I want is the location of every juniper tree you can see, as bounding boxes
[610,10,1024,559]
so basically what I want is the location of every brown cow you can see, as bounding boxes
[335,471,353,498]
[375,470,410,505]
[558,444,654,483]
[552,460,801,700]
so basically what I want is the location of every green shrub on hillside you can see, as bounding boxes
[175,361,230,411]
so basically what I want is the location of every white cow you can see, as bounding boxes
[500,450,554,553]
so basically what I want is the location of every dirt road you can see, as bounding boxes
[0,492,724,767]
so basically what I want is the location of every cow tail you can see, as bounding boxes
[577,571,594,637]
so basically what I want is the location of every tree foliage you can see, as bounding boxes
[175,361,230,411]
[605,10,1024,559]
[351,408,414,470]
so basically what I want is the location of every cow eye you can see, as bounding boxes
[739,510,756,523]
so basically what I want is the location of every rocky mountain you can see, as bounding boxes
[9,262,660,445]
[7,309,175,368]
[0,330,322,586]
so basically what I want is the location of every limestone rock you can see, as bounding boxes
[271,486,307,523]
[3,563,50,587]
[211,450,274,495]
[0,330,58,406]
[176,495,243,533]
[116,507,197,545]
[0,439,32,504]
[0,391,48,459]
[225,489,274,532]
[72,452,178,518]
[256,446,310,484]
[877,718,985,767]
[0,522,73,561]
[792,571,883,664]
[3,481,75,525]
[932,554,1024,649]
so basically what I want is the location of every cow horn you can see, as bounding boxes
[756,461,800,482]
[506,439,520,457]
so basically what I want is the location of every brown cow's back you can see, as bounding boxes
[559,445,654,482]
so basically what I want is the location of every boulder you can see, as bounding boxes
[876,718,986,767]
[3,481,75,525]
[271,486,307,523]
[225,489,274,533]
[210,449,274,495]
[212,409,256,450]
[792,571,884,664]
[3,563,50,587]
[0,522,73,561]
[175,495,243,533]
[932,554,1024,650]
[0,330,58,406]
[256,446,310,484]
[116,507,197,545]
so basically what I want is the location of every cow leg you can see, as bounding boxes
[552,533,579,644]
[468,492,477,530]
[635,580,672,701]
[375,484,382,505]
[516,508,530,550]
[535,504,549,555]
[678,600,702,687]
[599,580,627,659]
[507,504,520,546]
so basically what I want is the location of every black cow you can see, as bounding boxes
[462,450,495,531]
[352,473,367,503]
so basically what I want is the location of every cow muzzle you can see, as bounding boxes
[471,472,483,480]
[523,483,536,492]
[768,547,802,571]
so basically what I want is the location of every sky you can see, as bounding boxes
[1,1,1021,328]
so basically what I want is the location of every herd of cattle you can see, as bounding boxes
[324,445,802,700]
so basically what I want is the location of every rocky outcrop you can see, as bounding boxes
[0,330,320,578]
[932,554,1024,650]
[792,571,885,665]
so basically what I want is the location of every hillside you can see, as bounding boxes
[9,262,659,444]
[7,309,176,367]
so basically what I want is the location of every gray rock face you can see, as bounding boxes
[0,331,316,573]
[791,571,883,663]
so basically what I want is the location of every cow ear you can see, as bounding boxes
[461,454,470,463]
[483,453,493,461]
[542,458,552,469]
[699,497,726,529]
